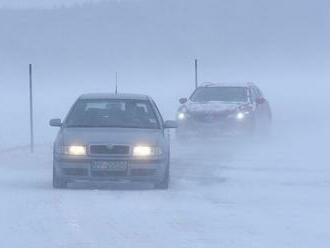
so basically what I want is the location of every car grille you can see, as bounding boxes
[191,112,228,123]
[89,145,130,155]
[91,170,128,177]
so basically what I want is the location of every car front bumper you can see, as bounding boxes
[54,155,168,184]
[176,118,254,137]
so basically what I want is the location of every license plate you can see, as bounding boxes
[92,161,128,171]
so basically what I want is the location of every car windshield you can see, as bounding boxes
[65,99,160,129]
[190,87,248,102]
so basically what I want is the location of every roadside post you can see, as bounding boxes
[29,64,34,153]
[115,72,118,95]
[195,59,198,89]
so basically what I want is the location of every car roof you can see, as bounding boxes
[198,82,256,88]
[78,93,150,101]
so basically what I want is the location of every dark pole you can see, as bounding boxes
[29,64,34,153]
[115,72,118,95]
[194,59,198,89]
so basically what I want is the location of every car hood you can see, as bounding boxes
[184,101,244,114]
[60,127,164,146]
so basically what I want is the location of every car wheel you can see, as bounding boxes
[154,164,170,190]
[53,165,67,189]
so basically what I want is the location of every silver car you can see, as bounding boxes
[50,93,177,189]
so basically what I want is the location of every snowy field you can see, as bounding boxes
[1,0,330,247]
[1,117,329,248]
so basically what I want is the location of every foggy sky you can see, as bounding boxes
[1,0,329,83]
[0,0,105,8]
[1,0,330,146]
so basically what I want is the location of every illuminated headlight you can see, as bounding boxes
[57,145,87,156]
[133,146,162,157]
[177,112,186,120]
[236,112,245,120]
[235,111,251,120]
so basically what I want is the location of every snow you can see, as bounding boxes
[1,1,330,247]
[1,120,329,247]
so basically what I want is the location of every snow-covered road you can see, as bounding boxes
[1,124,329,248]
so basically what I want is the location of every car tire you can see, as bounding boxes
[154,164,170,190]
[53,165,67,189]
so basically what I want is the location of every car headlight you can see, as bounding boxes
[236,112,245,120]
[177,112,186,120]
[56,145,87,156]
[235,111,251,120]
[133,146,162,157]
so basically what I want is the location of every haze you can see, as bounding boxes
[0,1,329,247]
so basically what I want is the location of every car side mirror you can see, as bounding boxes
[164,120,178,129]
[256,97,266,104]
[179,98,188,104]
[49,118,62,127]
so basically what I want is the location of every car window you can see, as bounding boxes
[190,87,248,102]
[65,99,160,129]
[255,87,263,98]
[249,87,258,102]
[150,99,165,126]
